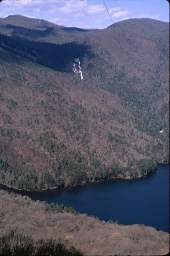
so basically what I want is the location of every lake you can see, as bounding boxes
[25,165,169,232]
[0,165,169,232]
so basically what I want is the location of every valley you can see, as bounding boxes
[0,16,168,191]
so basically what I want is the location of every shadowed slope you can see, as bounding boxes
[0,34,93,72]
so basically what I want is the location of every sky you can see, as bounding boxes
[0,0,169,29]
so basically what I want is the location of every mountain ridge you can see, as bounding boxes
[0,15,169,190]
[2,14,169,28]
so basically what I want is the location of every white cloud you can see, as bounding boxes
[2,0,59,7]
[2,0,33,6]
[86,4,105,14]
[58,0,105,15]
[109,7,129,19]
[60,0,86,13]
[112,10,129,18]
[18,0,33,5]
[112,7,121,12]
[0,0,131,28]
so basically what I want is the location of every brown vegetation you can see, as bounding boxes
[0,16,169,190]
[0,190,169,256]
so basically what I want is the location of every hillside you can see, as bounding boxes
[0,190,169,256]
[0,15,169,190]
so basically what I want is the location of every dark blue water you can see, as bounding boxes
[26,165,169,232]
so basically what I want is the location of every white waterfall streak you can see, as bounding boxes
[72,58,84,80]
[80,70,83,80]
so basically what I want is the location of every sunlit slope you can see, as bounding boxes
[0,16,168,190]
[0,190,169,255]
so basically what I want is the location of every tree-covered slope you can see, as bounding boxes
[0,16,169,190]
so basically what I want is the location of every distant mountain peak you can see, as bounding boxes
[1,14,61,30]
[4,14,32,21]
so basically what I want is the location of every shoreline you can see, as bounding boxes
[0,163,168,195]
[0,189,169,255]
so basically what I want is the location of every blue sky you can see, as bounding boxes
[0,0,169,28]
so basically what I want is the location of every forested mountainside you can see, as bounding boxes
[0,15,169,190]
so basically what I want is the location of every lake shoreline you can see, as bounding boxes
[0,164,169,232]
[0,163,168,195]
[0,189,169,255]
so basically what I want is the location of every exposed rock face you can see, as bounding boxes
[0,16,169,190]
[0,191,169,256]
